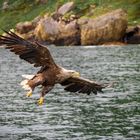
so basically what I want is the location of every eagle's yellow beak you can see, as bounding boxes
[72,72,80,77]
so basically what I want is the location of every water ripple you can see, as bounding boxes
[0,45,140,139]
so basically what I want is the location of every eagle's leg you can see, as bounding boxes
[38,85,53,105]
[26,75,45,97]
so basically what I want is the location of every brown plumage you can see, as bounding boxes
[0,30,109,105]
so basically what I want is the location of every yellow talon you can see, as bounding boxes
[26,91,32,97]
[38,97,44,105]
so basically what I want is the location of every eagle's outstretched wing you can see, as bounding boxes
[61,77,108,95]
[0,30,56,68]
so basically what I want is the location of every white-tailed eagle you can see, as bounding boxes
[0,30,109,105]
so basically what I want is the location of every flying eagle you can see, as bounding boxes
[0,30,109,105]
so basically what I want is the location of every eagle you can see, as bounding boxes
[0,30,109,105]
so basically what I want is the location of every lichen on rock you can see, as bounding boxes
[80,9,127,45]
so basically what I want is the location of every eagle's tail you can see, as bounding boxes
[21,74,35,79]
[20,74,35,90]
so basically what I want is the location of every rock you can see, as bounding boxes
[35,17,80,45]
[15,15,42,39]
[20,30,35,40]
[123,26,140,44]
[57,2,75,15]
[2,1,9,11]
[32,16,42,25]
[15,16,42,35]
[35,17,59,42]
[81,9,127,45]
[51,12,62,21]
[55,20,80,45]
[78,18,89,26]
[16,21,35,34]
[51,2,75,22]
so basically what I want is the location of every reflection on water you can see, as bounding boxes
[0,45,140,139]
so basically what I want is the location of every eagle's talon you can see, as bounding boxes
[26,92,32,97]
[37,97,44,105]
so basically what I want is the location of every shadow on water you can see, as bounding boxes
[0,45,140,139]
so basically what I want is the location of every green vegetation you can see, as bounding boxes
[0,0,140,34]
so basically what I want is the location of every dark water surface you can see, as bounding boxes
[0,45,140,140]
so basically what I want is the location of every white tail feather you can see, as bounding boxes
[20,79,28,86]
[20,79,31,90]
[20,74,34,91]
[22,84,32,91]
[22,74,35,79]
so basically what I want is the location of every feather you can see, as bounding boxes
[0,30,57,68]
[61,77,105,95]
[22,74,35,79]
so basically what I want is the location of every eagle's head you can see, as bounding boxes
[60,67,80,81]
[68,70,80,78]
